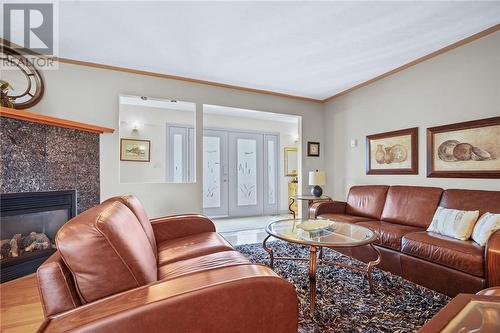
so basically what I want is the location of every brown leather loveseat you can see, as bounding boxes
[310,185,500,296]
[36,195,298,333]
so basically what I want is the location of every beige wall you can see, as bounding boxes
[30,62,324,217]
[324,31,500,200]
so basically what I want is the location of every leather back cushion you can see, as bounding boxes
[346,185,389,219]
[103,195,157,260]
[36,251,81,317]
[440,189,500,215]
[56,201,158,304]
[381,186,443,228]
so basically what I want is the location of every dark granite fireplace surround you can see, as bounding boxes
[0,117,100,282]
[0,117,100,212]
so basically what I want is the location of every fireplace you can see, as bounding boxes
[0,190,76,283]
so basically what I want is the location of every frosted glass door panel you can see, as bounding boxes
[237,139,257,206]
[228,132,263,217]
[167,125,194,183]
[203,136,221,208]
[263,134,279,215]
[173,134,183,182]
[202,130,228,217]
[267,141,276,205]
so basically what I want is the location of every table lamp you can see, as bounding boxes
[309,170,325,197]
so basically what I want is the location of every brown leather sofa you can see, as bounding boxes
[36,195,298,333]
[310,185,500,297]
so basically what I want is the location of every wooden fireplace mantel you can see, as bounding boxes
[0,107,114,134]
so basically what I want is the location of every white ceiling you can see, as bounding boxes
[56,1,500,100]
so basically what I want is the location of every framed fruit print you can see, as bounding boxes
[366,127,418,175]
[427,117,500,178]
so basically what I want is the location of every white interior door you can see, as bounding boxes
[228,132,263,217]
[202,130,228,217]
[264,134,279,215]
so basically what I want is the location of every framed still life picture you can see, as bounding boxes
[366,127,418,175]
[120,138,151,162]
[307,142,320,157]
[427,116,500,178]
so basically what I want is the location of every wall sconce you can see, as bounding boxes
[132,121,140,132]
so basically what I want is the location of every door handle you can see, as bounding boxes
[222,165,228,182]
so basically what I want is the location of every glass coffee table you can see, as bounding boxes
[263,218,380,316]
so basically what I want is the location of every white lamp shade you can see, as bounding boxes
[309,170,326,186]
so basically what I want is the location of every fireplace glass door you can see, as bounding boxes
[0,190,76,283]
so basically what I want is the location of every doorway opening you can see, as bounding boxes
[203,104,300,236]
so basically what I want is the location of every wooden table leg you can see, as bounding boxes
[308,246,318,317]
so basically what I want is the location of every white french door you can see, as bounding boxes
[202,130,228,217]
[203,129,279,218]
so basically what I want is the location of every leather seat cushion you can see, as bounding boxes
[381,186,443,228]
[103,195,158,259]
[356,221,423,250]
[439,189,500,215]
[318,213,373,223]
[158,232,233,266]
[401,231,484,277]
[158,250,250,280]
[345,185,389,219]
[56,201,158,304]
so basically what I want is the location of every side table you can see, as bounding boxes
[288,195,331,219]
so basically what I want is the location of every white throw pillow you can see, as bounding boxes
[471,213,500,246]
[427,207,479,241]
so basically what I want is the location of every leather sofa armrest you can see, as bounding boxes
[309,200,347,219]
[151,214,216,243]
[37,265,298,333]
[486,230,500,287]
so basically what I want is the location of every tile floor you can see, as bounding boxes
[214,214,291,246]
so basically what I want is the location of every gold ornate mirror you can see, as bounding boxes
[284,147,298,177]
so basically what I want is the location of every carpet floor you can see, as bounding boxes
[236,241,450,333]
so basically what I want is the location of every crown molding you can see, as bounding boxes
[55,58,323,103]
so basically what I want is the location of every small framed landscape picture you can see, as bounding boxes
[120,138,151,162]
[307,142,320,157]
[427,117,500,178]
[366,127,418,175]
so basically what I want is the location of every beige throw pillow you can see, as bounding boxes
[471,213,500,246]
[427,207,479,241]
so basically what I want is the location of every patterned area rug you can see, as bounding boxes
[236,241,450,333]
